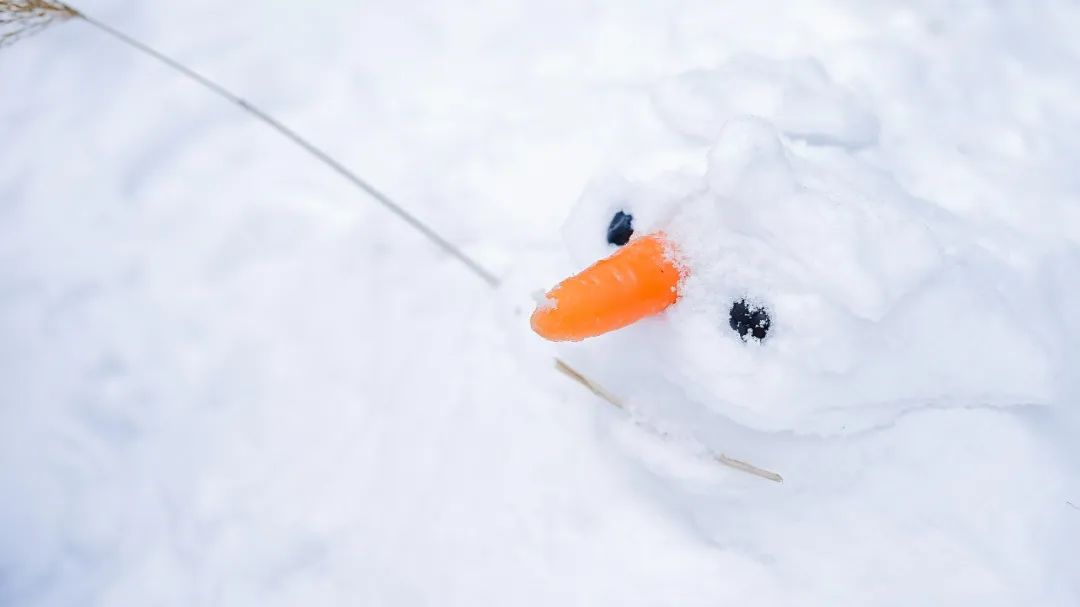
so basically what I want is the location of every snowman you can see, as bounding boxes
[514,52,1080,607]
[528,114,1069,438]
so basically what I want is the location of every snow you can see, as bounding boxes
[2,0,1080,605]
[571,115,1058,433]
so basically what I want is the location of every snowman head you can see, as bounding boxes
[531,117,1057,434]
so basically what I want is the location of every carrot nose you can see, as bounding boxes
[531,233,684,341]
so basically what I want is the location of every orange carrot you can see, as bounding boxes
[531,233,683,341]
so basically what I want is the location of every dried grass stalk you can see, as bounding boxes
[555,358,784,483]
[0,0,78,48]
[0,1,501,287]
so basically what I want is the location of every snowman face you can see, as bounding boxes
[533,117,1058,434]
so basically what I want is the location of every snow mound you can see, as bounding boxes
[652,55,879,150]
[559,115,1075,434]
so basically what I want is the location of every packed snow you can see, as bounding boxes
[563,113,1070,434]
[2,1,1080,605]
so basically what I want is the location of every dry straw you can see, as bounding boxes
[0,1,501,287]
[0,0,76,48]
[555,359,783,482]
[2,1,783,482]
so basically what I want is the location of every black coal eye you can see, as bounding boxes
[607,211,634,246]
[729,299,770,341]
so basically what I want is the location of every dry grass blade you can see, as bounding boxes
[554,358,626,409]
[0,1,501,287]
[554,358,784,483]
[0,0,78,48]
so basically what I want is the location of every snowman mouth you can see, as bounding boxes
[531,233,684,341]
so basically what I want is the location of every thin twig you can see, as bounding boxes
[713,453,783,483]
[2,2,500,286]
[554,358,626,408]
[554,358,783,483]
[43,3,501,288]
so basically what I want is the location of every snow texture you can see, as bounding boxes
[2,1,1080,606]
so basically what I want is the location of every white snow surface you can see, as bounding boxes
[3,1,1080,605]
